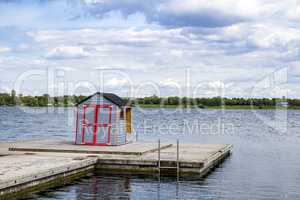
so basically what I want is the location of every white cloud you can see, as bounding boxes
[105,78,129,87]
[160,78,180,87]
[0,46,10,53]
[247,24,300,49]
[207,81,226,89]
[17,24,300,98]
[2,1,300,97]
[287,5,300,20]
[46,46,91,59]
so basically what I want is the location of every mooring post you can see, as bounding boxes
[158,139,161,176]
[177,139,179,182]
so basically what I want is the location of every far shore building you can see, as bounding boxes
[276,96,289,107]
[277,101,289,107]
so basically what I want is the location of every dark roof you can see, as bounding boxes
[75,92,126,107]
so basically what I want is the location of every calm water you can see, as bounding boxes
[1,106,300,199]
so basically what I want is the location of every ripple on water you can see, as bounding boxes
[1,107,300,199]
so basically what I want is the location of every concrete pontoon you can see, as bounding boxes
[0,140,232,199]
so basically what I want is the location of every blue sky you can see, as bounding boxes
[0,0,299,98]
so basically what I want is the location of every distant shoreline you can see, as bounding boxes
[1,91,298,108]
[136,104,300,109]
[2,105,300,110]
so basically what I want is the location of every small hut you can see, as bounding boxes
[74,92,132,146]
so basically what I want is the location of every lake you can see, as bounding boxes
[1,107,300,199]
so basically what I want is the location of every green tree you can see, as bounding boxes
[63,95,69,107]
[53,97,59,106]
[11,90,16,106]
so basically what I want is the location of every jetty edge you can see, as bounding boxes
[0,140,232,199]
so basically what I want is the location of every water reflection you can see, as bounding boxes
[74,176,124,199]
[30,172,231,200]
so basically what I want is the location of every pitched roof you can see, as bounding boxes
[75,92,126,107]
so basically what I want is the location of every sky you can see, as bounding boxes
[0,0,299,98]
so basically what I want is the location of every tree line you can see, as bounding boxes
[131,95,300,107]
[0,91,299,107]
[0,90,86,107]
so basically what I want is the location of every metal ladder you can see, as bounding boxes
[158,139,180,181]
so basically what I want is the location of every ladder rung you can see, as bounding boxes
[159,167,178,169]
[158,139,180,181]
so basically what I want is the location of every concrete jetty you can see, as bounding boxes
[0,140,232,199]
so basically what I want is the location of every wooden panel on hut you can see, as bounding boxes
[125,107,132,134]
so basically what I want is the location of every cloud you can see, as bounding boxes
[105,77,129,87]
[0,46,10,53]
[78,0,300,28]
[75,0,252,27]
[159,78,180,87]
[157,0,259,27]
[45,46,91,59]
[21,24,300,85]
[0,0,297,28]
[1,0,300,97]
